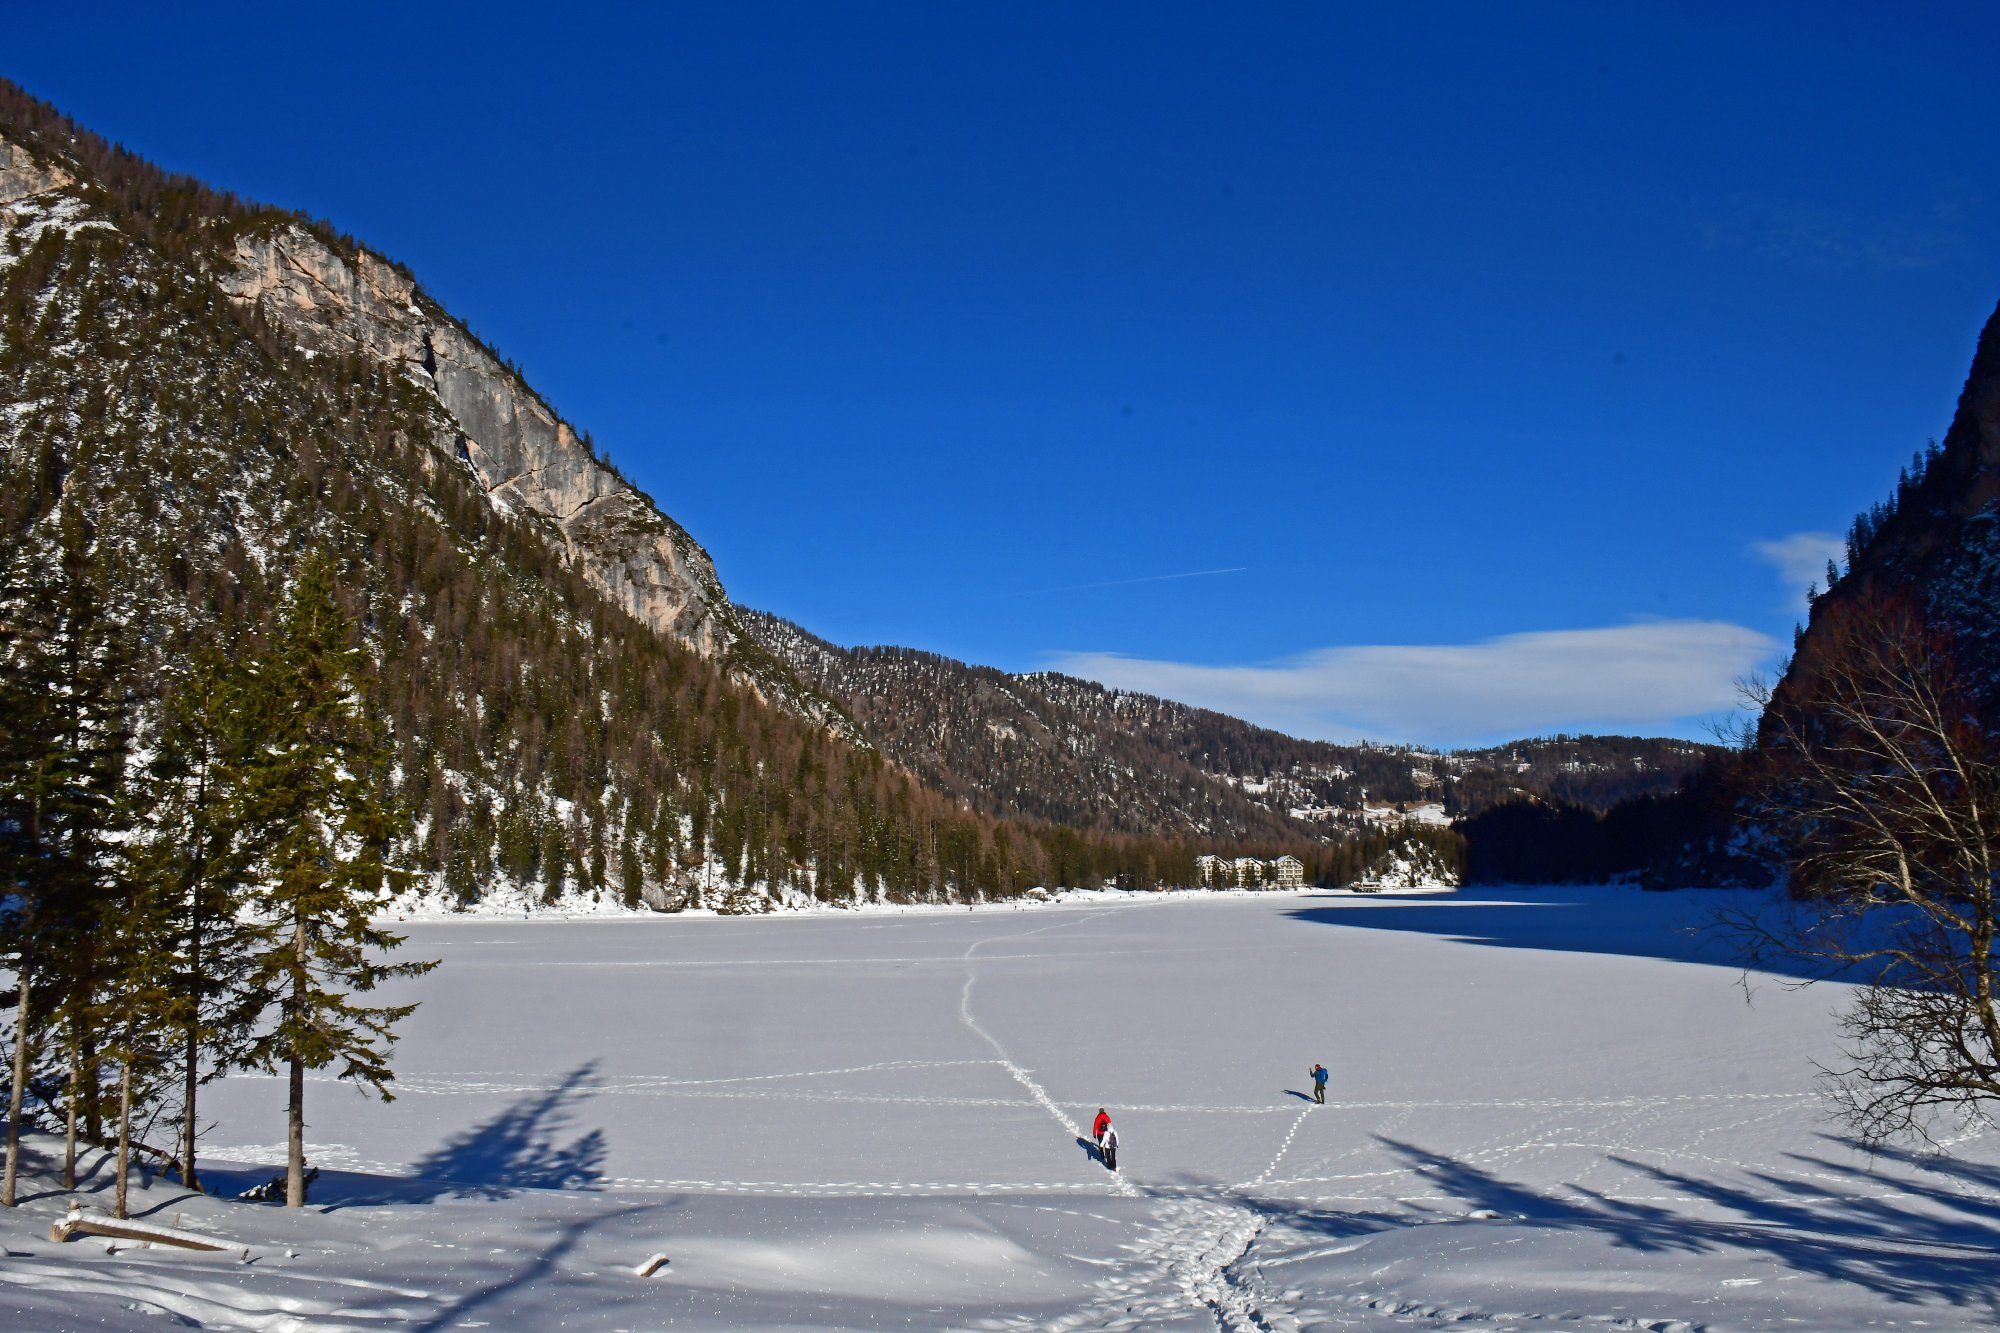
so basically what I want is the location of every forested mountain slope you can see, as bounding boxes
[742,610,1716,839]
[0,80,1283,906]
[1776,294,2000,716]
[1455,299,2000,888]
[0,79,1709,902]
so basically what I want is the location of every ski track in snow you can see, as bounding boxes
[957,910,1142,1201]
[946,908,1294,1328]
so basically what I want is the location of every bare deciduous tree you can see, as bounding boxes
[1736,594,2000,1145]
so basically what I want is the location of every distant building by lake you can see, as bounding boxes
[1193,853,1305,889]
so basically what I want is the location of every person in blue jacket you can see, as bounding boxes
[1309,1062,1328,1104]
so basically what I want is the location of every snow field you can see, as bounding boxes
[3,886,1997,1330]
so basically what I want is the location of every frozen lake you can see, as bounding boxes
[7,886,2000,1330]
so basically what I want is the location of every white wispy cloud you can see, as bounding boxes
[1048,620,1779,748]
[1749,531,1845,603]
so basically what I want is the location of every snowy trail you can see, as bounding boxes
[957,911,1141,1199]
[1240,1104,1318,1188]
[947,910,1304,1327]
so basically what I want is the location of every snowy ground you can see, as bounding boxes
[5,886,1998,1331]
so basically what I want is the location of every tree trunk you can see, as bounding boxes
[180,902,203,1194]
[286,910,306,1209]
[286,1054,304,1208]
[82,1019,101,1146]
[114,1052,132,1219]
[3,965,30,1207]
[63,1027,78,1190]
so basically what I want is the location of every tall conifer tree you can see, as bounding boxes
[238,550,435,1207]
[0,498,132,1204]
[128,641,261,1195]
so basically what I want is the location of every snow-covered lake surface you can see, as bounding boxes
[6,886,1999,1330]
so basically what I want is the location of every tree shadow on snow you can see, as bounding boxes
[412,1199,658,1333]
[1370,1134,2000,1320]
[314,1062,609,1209]
[406,1062,608,1201]
[1283,886,1829,982]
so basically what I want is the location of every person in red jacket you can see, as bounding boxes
[1092,1108,1111,1150]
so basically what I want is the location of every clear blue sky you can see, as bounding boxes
[11,3,1999,746]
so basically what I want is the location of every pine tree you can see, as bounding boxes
[0,500,132,1204]
[0,557,52,1208]
[129,641,261,1195]
[104,828,177,1219]
[237,550,436,1207]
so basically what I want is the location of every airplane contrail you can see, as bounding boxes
[1008,566,1251,598]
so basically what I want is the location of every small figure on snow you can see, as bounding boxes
[1092,1107,1111,1151]
[1309,1062,1328,1105]
[1101,1123,1119,1171]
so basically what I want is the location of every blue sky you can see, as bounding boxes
[11,3,2000,746]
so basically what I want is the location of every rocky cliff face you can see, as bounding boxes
[0,133,70,204]
[215,223,736,658]
[1,113,848,731]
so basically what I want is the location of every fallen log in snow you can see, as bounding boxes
[50,1207,249,1259]
[634,1252,670,1277]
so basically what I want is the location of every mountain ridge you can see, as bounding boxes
[0,77,1711,902]
[741,608,1716,841]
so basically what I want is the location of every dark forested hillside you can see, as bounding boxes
[1457,301,2000,889]
[1444,735,1716,816]
[1774,295,2000,724]
[742,611,1719,841]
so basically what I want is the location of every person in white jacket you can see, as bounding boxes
[1101,1123,1119,1172]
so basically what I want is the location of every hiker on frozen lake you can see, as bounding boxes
[1101,1123,1119,1171]
[1092,1107,1111,1149]
[1310,1062,1328,1104]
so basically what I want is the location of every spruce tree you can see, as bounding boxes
[0,557,53,1208]
[0,500,135,1202]
[103,830,176,1219]
[129,641,261,1195]
[237,550,435,1207]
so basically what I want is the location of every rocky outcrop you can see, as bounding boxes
[0,133,71,205]
[216,224,734,656]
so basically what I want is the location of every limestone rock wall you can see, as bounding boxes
[216,224,732,656]
[0,133,71,205]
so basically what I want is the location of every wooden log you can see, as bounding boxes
[50,1208,247,1258]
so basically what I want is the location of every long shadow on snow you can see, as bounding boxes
[412,1199,659,1333]
[1283,886,1832,981]
[315,1062,608,1208]
[1375,1134,2000,1319]
[1820,1135,2000,1217]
